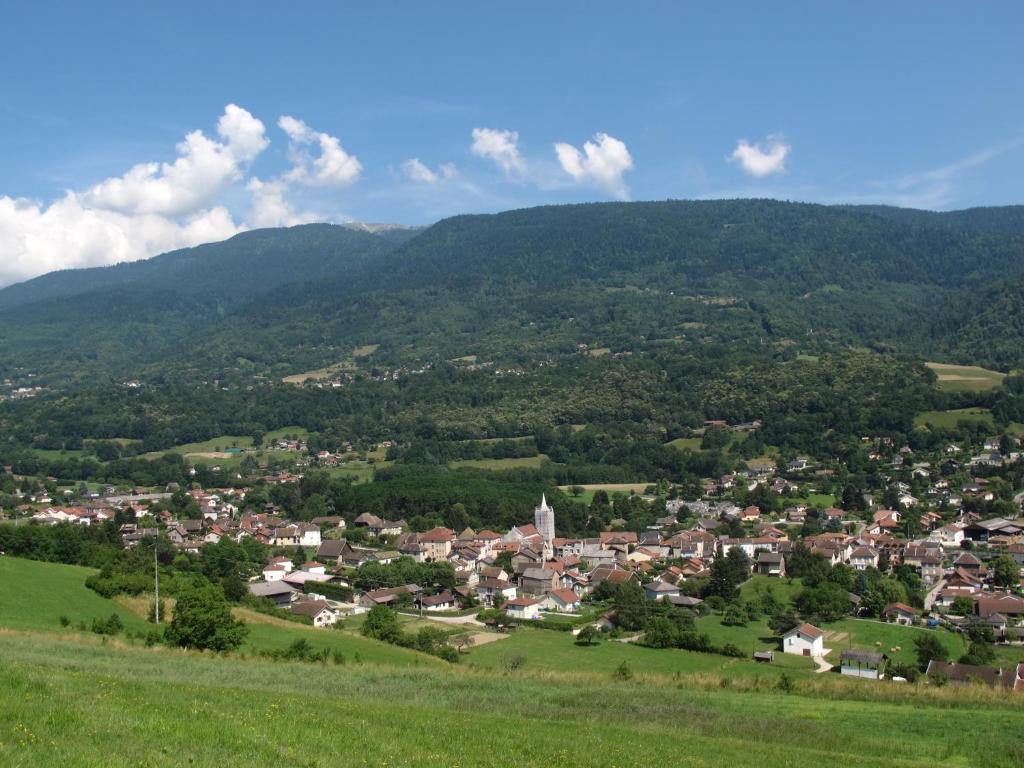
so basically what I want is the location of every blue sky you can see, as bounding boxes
[1,2,1022,284]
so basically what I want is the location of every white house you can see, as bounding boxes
[504,597,541,620]
[782,623,825,656]
[644,580,680,601]
[291,600,338,627]
[262,564,287,582]
[541,588,582,613]
[298,524,322,548]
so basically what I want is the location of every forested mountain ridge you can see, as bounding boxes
[0,225,399,383]
[173,199,1024,379]
[2,199,1024,388]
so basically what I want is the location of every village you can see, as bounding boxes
[14,423,1024,693]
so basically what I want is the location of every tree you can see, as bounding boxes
[164,581,248,652]
[991,556,1019,588]
[913,633,949,672]
[768,612,800,635]
[643,616,679,648]
[451,633,476,654]
[794,582,850,623]
[361,605,403,643]
[570,485,585,498]
[575,625,600,646]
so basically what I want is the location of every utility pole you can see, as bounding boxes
[154,541,160,624]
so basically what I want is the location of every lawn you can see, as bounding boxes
[926,362,1007,392]
[914,407,995,430]
[4,631,1023,767]
[451,454,549,470]
[740,575,804,606]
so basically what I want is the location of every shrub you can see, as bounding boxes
[58,615,70,627]
[613,660,633,681]
[91,613,124,636]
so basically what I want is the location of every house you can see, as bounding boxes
[262,564,288,582]
[541,588,582,613]
[360,585,418,608]
[313,536,354,569]
[883,602,919,626]
[782,623,824,656]
[353,513,406,537]
[925,660,1023,691]
[755,551,786,577]
[416,590,457,612]
[476,577,518,607]
[849,546,879,571]
[504,597,541,620]
[419,527,456,561]
[644,580,680,601]
[520,567,559,596]
[668,595,705,610]
[291,599,339,627]
[248,580,298,608]
[840,649,887,680]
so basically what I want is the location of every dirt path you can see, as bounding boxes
[398,611,485,627]
[813,650,834,673]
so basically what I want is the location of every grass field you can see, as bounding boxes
[0,557,430,668]
[464,624,799,678]
[666,436,703,451]
[821,618,966,667]
[3,556,1024,766]
[451,454,549,470]
[0,557,149,634]
[926,362,1007,392]
[914,407,995,430]
[558,482,653,504]
[325,463,376,483]
[4,631,1023,767]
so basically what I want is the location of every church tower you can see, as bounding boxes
[534,494,555,560]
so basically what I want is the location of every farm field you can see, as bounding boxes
[325,463,376,483]
[925,362,1007,392]
[914,407,995,430]
[4,631,1024,767]
[451,454,549,470]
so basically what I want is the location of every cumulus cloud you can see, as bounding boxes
[401,158,457,184]
[246,177,318,229]
[554,133,633,197]
[0,193,240,287]
[83,104,268,217]
[470,128,524,175]
[730,135,791,177]
[279,116,362,187]
[0,105,276,286]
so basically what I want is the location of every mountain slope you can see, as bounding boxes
[175,199,1024,378]
[0,224,400,382]
[3,199,1024,386]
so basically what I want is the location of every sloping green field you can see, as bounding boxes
[2,631,1023,767]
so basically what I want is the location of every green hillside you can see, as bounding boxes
[2,630,1022,768]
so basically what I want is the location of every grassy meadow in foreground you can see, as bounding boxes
[2,630,1023,768]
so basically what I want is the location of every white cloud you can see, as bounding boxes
[279,116,362,187]
[83,104,268,217]
[0,105,276,286]
[246,178,318,229]
[470,127,524,175]
[401,158,457,184]
[730,135,791,177]
[0,193,240,287]
[554,133,633,197]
